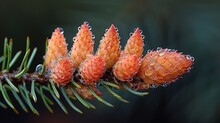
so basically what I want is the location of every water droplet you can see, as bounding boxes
[78,27,81,31]
[72,37,76,41]
[159,52,165,56]
[150,61,156,66]
[170,49,176,52]
[186,68,191,73]
[129,32,133,36]
[161,83,169,87]
[140,30,143,34]
[97,82,102,86]
[84,21,89,26]
[105,29,108,32]
[89,26,92,31]
[157,47,162,51]
[141,35,145,39]
[44,68,51,76]
[118,36,121,40]
[115,27,118,32]
[166,49,171,52]
[147,49,152,53]
[190,56,195,61]
[186,55,194,61]
[35,64,43,73]
[150,84,158,88]
[79,78,85,84]
[58,27,64,34]
[92,34,95,39]
[133,28,137,32]
[68,52,71,57]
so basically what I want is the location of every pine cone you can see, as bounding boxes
[45,28,68,68]
[51,58,74,86]
[122,28,144,58]
[137,48,194,85]
[113,54,140,81]
[70,22,94,69]
[96,24,121,69]
[79,55,105,85]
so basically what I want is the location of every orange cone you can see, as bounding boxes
[122,28,144,58]
[79,55,105,85]
[138,48,194,85]
[45,28,68,68]
[51,58,74,86]
[96,24,121,69]
[70,22,94,69]
[113,54,140,81]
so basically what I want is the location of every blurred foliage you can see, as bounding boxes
[0,0,220,123]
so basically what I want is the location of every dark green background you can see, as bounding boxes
[0,0,220,123]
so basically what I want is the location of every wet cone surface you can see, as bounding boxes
[51,58,74,86]
[113,54,140,81]
[137,49,194,85]
[70,22,94,69]
[45,28,68,68]
[122,28,144,58]
[96,24,121,69]
[79,55,105,85]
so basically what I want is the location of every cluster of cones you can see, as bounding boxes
[45,22,194,96]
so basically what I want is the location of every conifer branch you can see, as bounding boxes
[0,22,194,114]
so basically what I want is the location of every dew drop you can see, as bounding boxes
[141,35,145,39]
[147,49,152,53]
[140,30,143,34]
[105,29,109,32]
[89,26,92,31]
[186,55,194,61]
[115,27,118,32]
[79,78,85,84]
[159,52,165,56]
[190,56,195,61]
[129,32,133,36]
[84,21,89,26]
[78,27,81,31]
[44,68,51,76]
[150,84,158,88]
[133,28,137,32]
[92,34,95,39]
[118,36,121,40]
[72,37,76,42]
[58,27,64,34]
[170,49,176,52]
[97,82,102,86]
[161,83,169,87]
[35,64,43,73]
[68,52,71,57]
[166,49,171,52]
[157,47,162,51]
[186,68,191,73]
